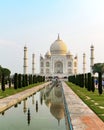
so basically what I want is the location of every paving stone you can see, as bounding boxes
[62,82,104,130]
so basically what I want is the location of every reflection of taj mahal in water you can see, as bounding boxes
[41,83,65,125]
[40,34,78,78]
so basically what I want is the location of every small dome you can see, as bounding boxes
[50,35,67,55]
[45,51,51,56]
[50,103,64,121]
[67,51,71,55]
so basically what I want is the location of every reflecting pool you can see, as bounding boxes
[0,85,66,130]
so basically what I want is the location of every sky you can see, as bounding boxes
[0,0,104,74]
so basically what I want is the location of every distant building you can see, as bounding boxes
[40,35,78,78]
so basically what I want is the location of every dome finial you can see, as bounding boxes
[57,33,60,40]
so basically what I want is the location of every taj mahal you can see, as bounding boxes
[40,34,78,78]
[23,34,94,78]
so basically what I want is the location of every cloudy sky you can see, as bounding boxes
[0,0,104,74]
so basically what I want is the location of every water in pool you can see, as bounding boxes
[0,85,66,130]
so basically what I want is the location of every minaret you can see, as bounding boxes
[83,53,86,74]
[90,45,94,74]
[32,53,35,75]
[23,46,28,74]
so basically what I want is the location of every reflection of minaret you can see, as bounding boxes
[23,99,27,113]
[32,95,35,105]
[27,108,31,125]
[83,53,86,74]
[32,53,35,75]
[90,45,94,74]
[36,100,38,112]
[1,111,5,115]
[23,46,28,74]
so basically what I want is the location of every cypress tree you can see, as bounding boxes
[14,73,18,89]
[43,76,45,82]
[33,75,37,83]
[87,73,92,91]
[18,74,22,88]
[91,76,95,92]
[22,75,26,87]
[1,73,5,91]
[85,73,88,88]
[80,74,84,88]
[29,75,33,85]
[25,74,28,86]
[98,72,102,95]
[8,78,11,88]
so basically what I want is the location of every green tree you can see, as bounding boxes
[14,73,18,89]
[91,76,95,92]
[18,74,22,88]
[98,72,102,95]
[29,75,33,85]
[2,68,11,77]
[92,63,104,95]
[87,73,92,91]
[0,66,2,81]
[22,75,26,87]
[85,73,88,88]
[33,75,37,83]
[92,63,104,74]
[25,74,28,86]
[1,73,5,91]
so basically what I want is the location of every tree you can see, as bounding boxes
[8,78,12,88]
[22,75,26,87]
[87,73,92,91]
[0,66,11,82]
[92,63,104,74]
[0,66,2,82]
[2,68,11,78]
[85,73,88,88]
[91,76,95,92]
[92,63,104,95]
[98,72,102,95]
[33,75,37,83]
[18,74,22,88]
[25,74,28,86]
[29,75,33,85]
[1,73,5,91]
[14,73,18,89]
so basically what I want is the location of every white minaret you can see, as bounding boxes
[83,53,86,74]
[32,53,35,75]
[23,46,28,74]
[90,45,94,74]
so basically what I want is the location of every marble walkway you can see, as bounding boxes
[62,82,104,130]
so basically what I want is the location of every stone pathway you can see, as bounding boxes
[62,82,104,130]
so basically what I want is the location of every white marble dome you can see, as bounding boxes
[50,35,67,55]
[45,51,51,56]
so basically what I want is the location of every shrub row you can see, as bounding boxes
[13,73,45,89]
[68,73,103,95]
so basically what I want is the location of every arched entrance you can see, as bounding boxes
[54,61,63,74]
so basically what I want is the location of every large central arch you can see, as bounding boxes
[54,61,63,74]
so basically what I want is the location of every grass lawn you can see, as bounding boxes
[66,82,104,122]
[0,82,43,99]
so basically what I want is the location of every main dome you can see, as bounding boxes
[50,35,67,55]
